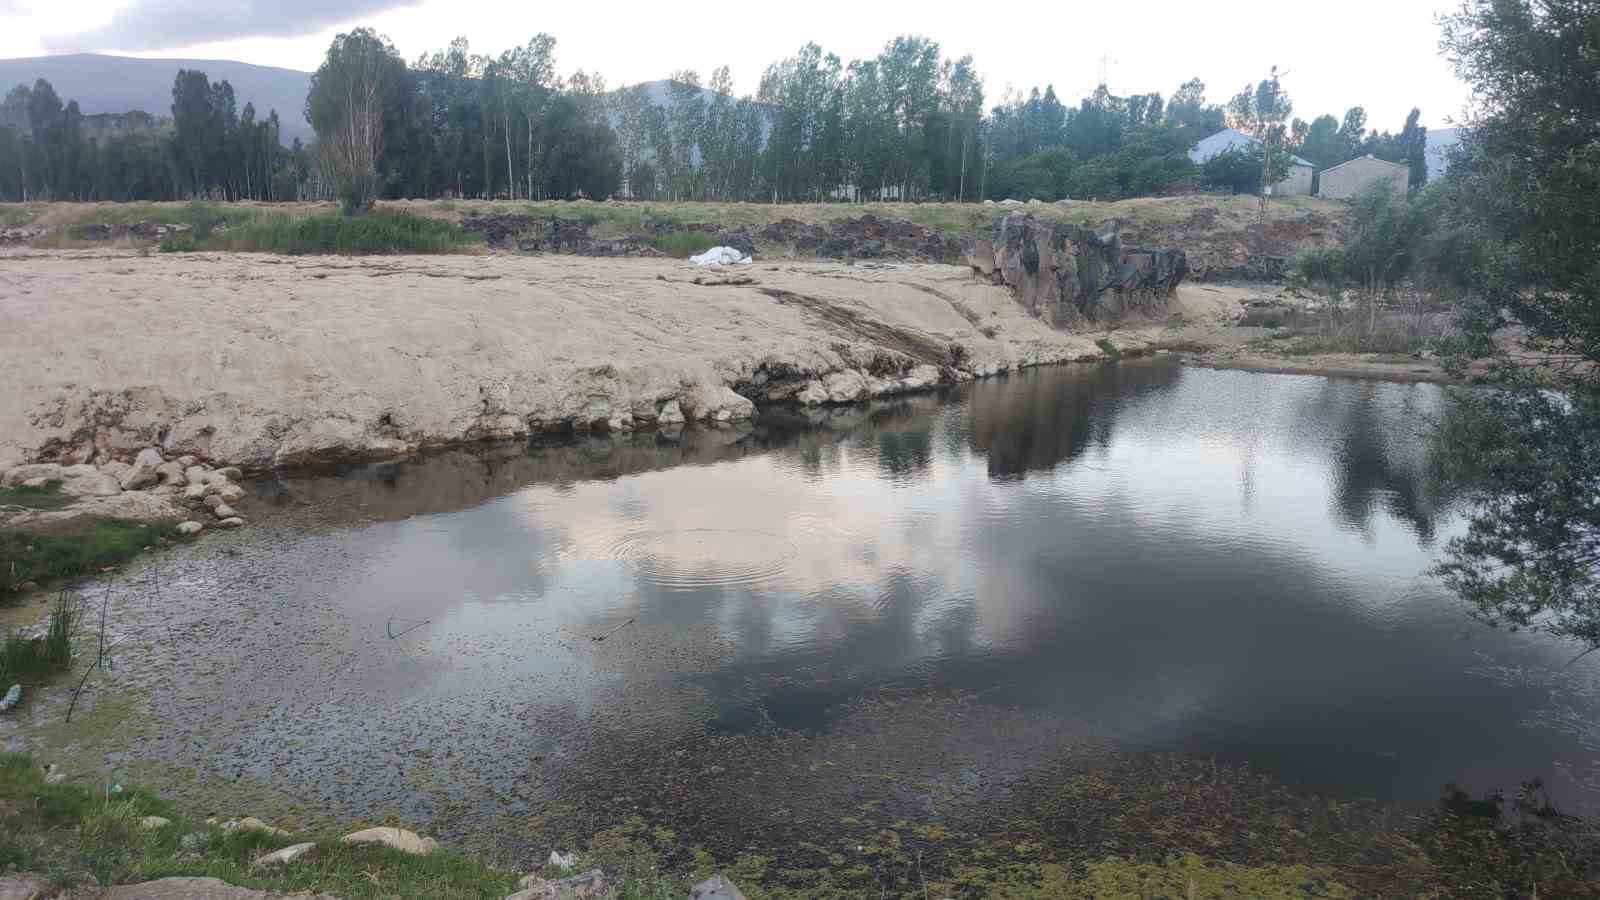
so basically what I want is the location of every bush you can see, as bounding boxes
[205,212,475,255]
[649,231,721,258]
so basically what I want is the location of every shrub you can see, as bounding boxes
[650,231,722,258]
[1095,337,1123,359]
[203,212,474,255]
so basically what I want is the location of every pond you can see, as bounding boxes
[21,359,1600,861]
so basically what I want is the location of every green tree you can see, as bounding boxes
[307,27,405,213]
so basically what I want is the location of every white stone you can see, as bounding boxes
[184,466,210,486]
[177,455,198,468]
[548,850,576,871]
[216,483,246,503]
[120,448,165,490]
[217,467,243,481]
[224,816,287,836]
[510,869,610,900]
[183,483,208,500]
[202,495,224,510]
[340,826,438,855]
[254,842,316,867]
[655,400,685,426]
[796,380,828,407]
[217,517,245,528]
[140,815,171,830]
[154,461,187,486]
[690,874,748,900]
[176,521,203,536]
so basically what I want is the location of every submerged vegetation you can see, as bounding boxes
[0,592,78,685]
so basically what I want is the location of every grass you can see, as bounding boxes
[0,520,180,593]
[191,211,479,255]
[1095,337,1123,359]
[0,480,73,511]
[0,592,78,685]
[649,231,722,258]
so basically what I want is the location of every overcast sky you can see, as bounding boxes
[1,0,1471,130]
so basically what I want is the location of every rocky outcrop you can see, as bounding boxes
[0,450,250,543]
[758,215,965,263]
[972,212,1188,326]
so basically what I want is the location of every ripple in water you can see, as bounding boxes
[604,528,798,591]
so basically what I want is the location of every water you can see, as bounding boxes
[46,359,1600,854]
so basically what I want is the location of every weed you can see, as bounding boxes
[649,231,722,258]
[202,212,476,255]
[0,520,177,592]
[0,480,72,511]
[1095,338,1123,359]
[0,592,80,684]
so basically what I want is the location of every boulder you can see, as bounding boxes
[176,455,198,468]
[253,842,316,867]
[154,461,187,486]
[217,467,243,482]
[340,826,438,855]
[976,212,1187,326]
[203,495,224,510]
[211,503,237,519]
[4,463,122,497]
[508,869,612,900]
[217,517,245,529]
[183,483,208,500]
[176,521,204,536]
[216,483,246,503]
[184,466,210,486]
[656,400,685,426]
[679,386,754,423]
[119,448,166,490]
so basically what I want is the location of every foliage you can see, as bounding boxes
[1410,781,1600,898]
[1094,338,1122,359]
[307,29,405,214]
[1424,0,1600,649]
[0,520,177,592]
[1200,145,1280,194]
[0,592,78,685]
[0,479,71,511]
[649,230,720,258]
[200,211,474,255]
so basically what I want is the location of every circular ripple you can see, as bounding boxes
[606,528,798,591]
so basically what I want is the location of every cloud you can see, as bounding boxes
[42,0,422,52]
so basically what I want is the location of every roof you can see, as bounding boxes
[1319,154,1409,176]
[1188,128,1314,169]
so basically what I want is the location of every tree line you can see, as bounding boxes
[0,28,1428,205]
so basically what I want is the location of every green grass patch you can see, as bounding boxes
[199,211,477,255]
[649,231,722,258]
[0,480,72,511]
[0,520,178,593]
[0,752,519,899]
[1095,337,1123,359]
[0,593,78,685]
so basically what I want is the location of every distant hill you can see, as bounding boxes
[0,53,312,144]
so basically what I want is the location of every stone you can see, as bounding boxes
[5,463,121,497]
[15,581,37,593]
[216,483,246,503]
[21,477,50,489]
[105,876,339,899]
[183,483,208,500]
[680,385,754,423]
[211,503,237,519]
[253,842,316,866]
[154,461,187,486]
[217,517,245,528]
[202,495,224,510]
[140,815,172,830]
[176,455,198,468]
[690,874,748,900]
[217,467,243,481]
[42,763,65,784]
[508,869,612,900]
[222,817,287,836]
[99,460,131,482]
[340,826,438,855]
[656,400,685,426]
[548,850,576,871]
[0,875,51,900]
[119,448,166,490]
[0,684,20,713]
[978,212,1187,326]
[796,380,828,407]
[176,521,203,536]
[184,466,210,487]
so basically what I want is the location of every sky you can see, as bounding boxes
[0,0,1472,131]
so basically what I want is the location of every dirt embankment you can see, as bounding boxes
[0,250,1151,473]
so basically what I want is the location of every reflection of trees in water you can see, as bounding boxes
[964,361,1183,480]
[1292,379,1455,542]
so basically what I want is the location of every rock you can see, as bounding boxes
[154,461,187,486]
[340,826,438,855]
[99,460,131,482]
[0,684,20,713]
[119,448,166,490]
[42,763,65,784]
[690,874,748,900]
[981,212,1187,325]
[509,869,612,900]
[655,400,685,426]
[680,385,754,423]
[217,467,243,481]
[183,483,208,500]
[0,875,51,900]
[820,370,870,404]
[548,850,576,871]
[223,817,287,836]
[253,842,316,866]
[15,581,37,593]
[105,876,339,899]
[5,463,121,497]
[211,503,237,519]
[796,380,828,407]
[184,466,210,486]
[140,816,171,830]
[176,455,198,468]
[217,517,245,528]
[202,495,224,510]
[20,477,50,489]
[216,483,246,503]
[176,521,203,536]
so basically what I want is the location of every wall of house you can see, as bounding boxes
[1318,156,1409,199]
[1272,165,1314,197]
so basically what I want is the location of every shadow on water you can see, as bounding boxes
[56,359,1600,868]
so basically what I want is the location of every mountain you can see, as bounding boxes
[0,53,313,144]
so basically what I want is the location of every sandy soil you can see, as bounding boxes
[0,249,1144,471]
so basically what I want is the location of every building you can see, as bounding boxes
[1316,154,1410,199]
[1188,128,1316,196]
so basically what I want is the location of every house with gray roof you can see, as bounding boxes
[1188,128,1315,196]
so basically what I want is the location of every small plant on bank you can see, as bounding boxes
[0,592,80,685]
[649,231,722,259]
[0,520,178,593]
[196,212,475,255]
[0,479,71,511]
[1095,338,1123,359]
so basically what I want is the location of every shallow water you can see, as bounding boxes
[20,359,1600,856]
